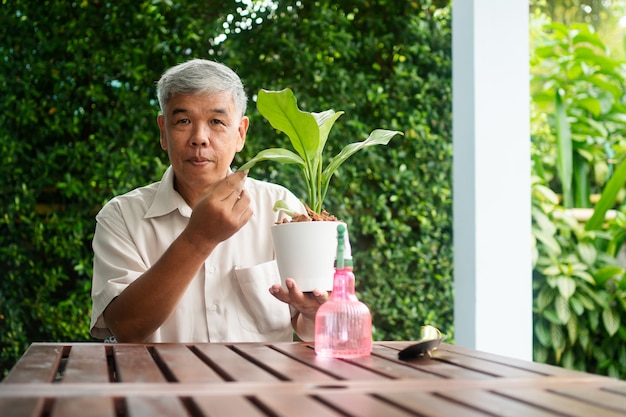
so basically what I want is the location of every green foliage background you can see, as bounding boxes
[0,0,453,376]
[530,20,626,379]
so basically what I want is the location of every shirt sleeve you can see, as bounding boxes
[89,200,147,339]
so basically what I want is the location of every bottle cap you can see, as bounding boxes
[334,258,353,269]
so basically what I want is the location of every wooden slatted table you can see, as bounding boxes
[1,341,625,416]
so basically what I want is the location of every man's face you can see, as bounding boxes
[157,91,248,204]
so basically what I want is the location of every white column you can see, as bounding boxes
[452,0,532,360]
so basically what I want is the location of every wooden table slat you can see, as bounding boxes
[274,343,407,381]
[151,344,225,383]
[605,384,626,395]
[192,395,270,417]
[383,391,497,417]
[435,344,591,377]
[232,344,337,382]
[192,344,279,382]
[379,342,548,378]
[372,346,496,380]
[327,391,492,417]
[549,387,626,413]
[495,388,626,417]
[256,393,372,417]
[51,396,115,417]
[2,345,64,383]
[62,345,110,383]
[437,389,566,417]
[112,345,167,383]
[260,394,349,417]
[0,397,45,417]
[347,350,451,380]
[431,348,547,378]
[125,396,189,417]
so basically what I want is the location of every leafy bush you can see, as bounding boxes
[532,175,626,378]
[531,22,626,208]
[531,22,626,378]
[1,0,454,376]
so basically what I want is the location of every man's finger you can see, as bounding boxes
[269,284,291,303]
[212,171,248,201]
[311,289,330,304]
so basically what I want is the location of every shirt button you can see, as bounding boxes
[209,304,218,312]
[208,266,216,274]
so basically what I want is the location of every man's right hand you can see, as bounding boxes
[184,170,253,252]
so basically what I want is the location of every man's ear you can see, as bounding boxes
[157,114,167,150]
[236,116,250,152]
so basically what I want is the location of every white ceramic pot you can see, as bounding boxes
[271,221,351,292]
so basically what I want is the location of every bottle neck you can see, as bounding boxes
[331,268,356,300]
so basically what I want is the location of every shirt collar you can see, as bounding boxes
[145,166,193,219]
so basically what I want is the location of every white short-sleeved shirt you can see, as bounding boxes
[90,166,305,343]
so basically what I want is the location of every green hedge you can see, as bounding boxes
[0,0,453,376]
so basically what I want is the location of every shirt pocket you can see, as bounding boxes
[233,260,291,334]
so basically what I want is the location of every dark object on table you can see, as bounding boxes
[398,325,445,360]
[398,337,444,360]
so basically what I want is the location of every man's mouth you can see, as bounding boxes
[188,157,212,166]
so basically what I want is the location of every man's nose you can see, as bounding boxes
[190,124,210,147]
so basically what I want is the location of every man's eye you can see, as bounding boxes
[175,118,191,125]
[211,119,225,125]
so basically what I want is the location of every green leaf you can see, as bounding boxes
[543,309,561,324]
[533,183,560,205]
[581,116,609,137]
[537,287,555,310]
[576,97,602,117]
[589,309,600,331]
[535,320,552,347]
[534,228,561,255]
[562,349,575,369]
[572,30,606,49]
[533,344,549,362]
[586,157,626,231]
[541,265,561,276]
[314,109,344,158]
[532,206,557,234]
[272,200,296,217]
[555,89,573,208]
[257,88,320,159]
[577,241,597,265]
[594,266,624,287]
[556,277,576,300]
[620,273,626,291]
[237,148,304,171]
[577,328,590,352]
[602,308,620,336]
[551,323,566,351]
[569,295,585,316]
[566,316,578,345]
[570,270,595,285]
[579,284,606,308]
[320,129,401,207]
[555,294,571,323]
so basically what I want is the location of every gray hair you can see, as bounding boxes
[156,59,247,117]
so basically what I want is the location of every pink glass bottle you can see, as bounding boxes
[315,224,372,358]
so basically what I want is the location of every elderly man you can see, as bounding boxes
[90,59,327,343]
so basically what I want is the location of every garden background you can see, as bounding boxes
[2,0,625,379]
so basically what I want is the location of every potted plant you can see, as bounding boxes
[239,88,402,291]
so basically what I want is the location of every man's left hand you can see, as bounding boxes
[269,278,330,320]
